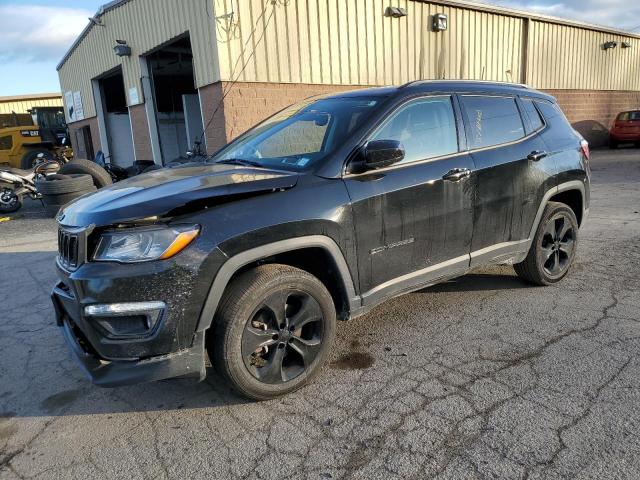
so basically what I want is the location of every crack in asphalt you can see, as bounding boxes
[1,152,640,479]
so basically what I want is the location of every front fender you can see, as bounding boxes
[195,235,359,332]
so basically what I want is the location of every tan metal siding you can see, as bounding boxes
[0,96,63,114]
[58,0,220,120]
[216,0,523,86]
[527,21,640,90]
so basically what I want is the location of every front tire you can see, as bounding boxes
[209,264,336,400]
[0,188,22,214]
[514,202,579,286]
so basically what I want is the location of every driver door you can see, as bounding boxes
[343,96,476,306]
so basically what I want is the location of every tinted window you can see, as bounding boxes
[460,96,525,149]
[371,96,458,164]
[0,135,12,150]
[617,111,640,121]
[521,98,544,133]
[213,97,380,171]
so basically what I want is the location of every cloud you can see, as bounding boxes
[474,0,640,31]
[0,4,92,63]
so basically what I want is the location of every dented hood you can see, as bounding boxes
[57,164,299,227]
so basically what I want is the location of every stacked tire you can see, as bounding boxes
[36,174,96,218]
[59,159,113,189]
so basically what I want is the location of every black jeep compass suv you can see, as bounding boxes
[52,81,590,399]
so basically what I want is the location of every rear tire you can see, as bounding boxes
[514,202,579,286]
[209,264,336,400]
[59,159,113,189]
[609,140,618,149]
[21,149,52,170]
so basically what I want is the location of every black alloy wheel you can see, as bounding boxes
[514,201,579,286]
[210,264,336,400]
[241,290,324,384]
[539,213,575,279]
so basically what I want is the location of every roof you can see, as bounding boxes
[0,93,62,103]
[324,81,554,101]
[57,0,640,71]
[57,0,132,71]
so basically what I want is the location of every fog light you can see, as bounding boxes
[84,302,166,338]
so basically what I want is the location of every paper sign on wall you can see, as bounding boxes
[64,91,76,122]
[73,91,85,121]
[64,91,85,122]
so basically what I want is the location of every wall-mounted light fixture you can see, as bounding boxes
[385,6,408,18]
[432,13,448,32]
[621,41,632,48]
[603,41,618,50]
[114,39,131,57]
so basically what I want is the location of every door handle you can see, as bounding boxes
[527,150,548,161]
[442,168,471,182]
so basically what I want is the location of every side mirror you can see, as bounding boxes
[361,139,404,171]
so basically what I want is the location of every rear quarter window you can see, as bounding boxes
[460,96,525,149]
[534,99,578,146]
[521,98,545,133]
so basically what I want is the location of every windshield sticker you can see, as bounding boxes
[296,157,310,167]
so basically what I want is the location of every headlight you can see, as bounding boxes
[93,225,200,263]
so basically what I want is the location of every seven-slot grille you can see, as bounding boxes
[58,228,80,269]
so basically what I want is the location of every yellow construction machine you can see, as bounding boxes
[0,107,73,169]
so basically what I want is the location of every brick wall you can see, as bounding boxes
[200,81,363,154]
[129,104,153,161]
[545,89,640,146]
[67,116,100,160]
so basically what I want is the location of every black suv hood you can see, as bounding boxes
[57,164,299,227]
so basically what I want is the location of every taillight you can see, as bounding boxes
[580,139,590,160]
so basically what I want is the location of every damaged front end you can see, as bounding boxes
[51,164,298,387]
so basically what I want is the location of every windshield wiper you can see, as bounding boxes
[216,158,264,168]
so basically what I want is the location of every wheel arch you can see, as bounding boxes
[195,236,360,332]
[526,180,586,245]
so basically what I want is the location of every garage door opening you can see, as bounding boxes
[98,69,135,167]
[147,35,203,164]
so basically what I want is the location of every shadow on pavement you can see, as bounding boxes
[0,251,528,419]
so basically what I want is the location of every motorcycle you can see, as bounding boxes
[0,157,61,214]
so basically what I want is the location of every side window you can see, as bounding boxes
[371,96,458,164]
[0,135,12,151]
[521,98,545,133]
[460,96,525,149]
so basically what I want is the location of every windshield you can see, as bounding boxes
[211,96,382,170]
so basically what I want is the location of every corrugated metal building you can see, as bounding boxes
[0,93,63,115]
[57,0,640,165]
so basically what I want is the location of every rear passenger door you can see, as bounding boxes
[459,95,553,266]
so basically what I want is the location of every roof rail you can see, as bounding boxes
[404,79,531,89]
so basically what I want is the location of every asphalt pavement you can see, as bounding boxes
[1,148,639,479]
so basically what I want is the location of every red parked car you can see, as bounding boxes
[610,110,640,148]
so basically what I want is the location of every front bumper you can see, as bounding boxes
[52,282,206,387]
